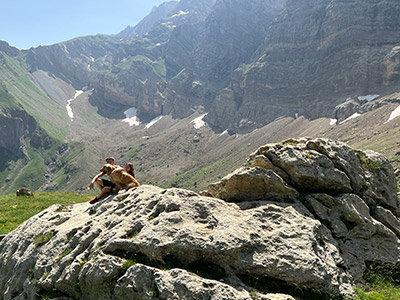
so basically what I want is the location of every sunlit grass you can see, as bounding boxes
[0,192,90,234]
[353,268,400,300]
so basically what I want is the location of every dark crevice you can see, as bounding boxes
[106,249,226,281]
[365,261,400,285]
[36,289,72,300]
[340,216,357,231]
[122,223,144,239]
[186,260,226,281]
[298,195,333,231]
[237,273,345,300]
[149,203,166,220]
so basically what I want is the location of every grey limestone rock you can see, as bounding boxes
[0,138,399,299]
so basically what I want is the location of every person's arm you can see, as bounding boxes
[89,172,105,190]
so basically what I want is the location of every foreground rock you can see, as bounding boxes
[1,138,399,300]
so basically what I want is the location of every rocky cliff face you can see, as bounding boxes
[1,138,399,299]
[161,0,287,119]
[0,103,52,167]
[207,0,400,132]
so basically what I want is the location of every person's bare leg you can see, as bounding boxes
[95,179,104,190]
[97,186,111,199]
[90,186,111,204]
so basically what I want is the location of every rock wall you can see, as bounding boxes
[206,0,400,132]
[0,138,399,299]
[0,108,51,164]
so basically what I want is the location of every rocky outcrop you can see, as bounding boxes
[0,41,20,57]
[206,138,400,281]
[16,188,34,197]
[0,107,52,165]
[1,138,399,299]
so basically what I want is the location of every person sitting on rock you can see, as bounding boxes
[124,162,135,178]
[89,156,120,204]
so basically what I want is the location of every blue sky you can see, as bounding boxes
[0,0,168,49]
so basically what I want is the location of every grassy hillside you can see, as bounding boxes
[0,192,90,234]
[0,53,69,141]
[0,50,75,193]
[0,88,21,111]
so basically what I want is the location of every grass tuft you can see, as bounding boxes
[33,231,54,246]
[122,259,136,273]
[353,268,400,300]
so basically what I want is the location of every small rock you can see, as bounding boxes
[16,188,34,197]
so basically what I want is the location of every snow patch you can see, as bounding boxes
[190,113,208,129]
[122,107,141,126]
[274,115,286,122]
[339,113,361,124]
[170,10,189,18]
[220,130,228,136]
[66,90,83,122]
[358,94,380,102]
[386,105,400,123]
[161,21,176,28]
[145,115,163,129]
[330,119,338,126]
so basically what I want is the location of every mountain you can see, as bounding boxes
[23,0,400,131]
[1,0,400,193]
[117,1,179,38]
[1,138,399,299]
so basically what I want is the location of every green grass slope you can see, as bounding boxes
[0,53,69,140]
[0,192,90,234]
[0,50,73,193]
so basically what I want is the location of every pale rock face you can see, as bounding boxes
[207,167,299,202]
[0,138,399,300]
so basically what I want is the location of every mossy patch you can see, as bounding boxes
[358,152,384,170]
[34,231,54,246]
[56,248,74,263]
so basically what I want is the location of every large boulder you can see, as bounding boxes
[0,138,399,300]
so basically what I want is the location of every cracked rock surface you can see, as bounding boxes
[1,138,399,300]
